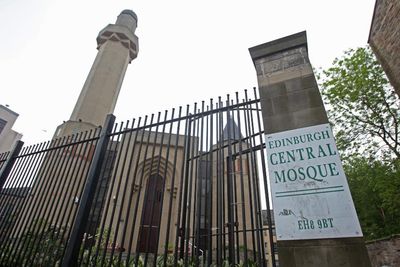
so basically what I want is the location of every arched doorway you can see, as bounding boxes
[138,174,164,253]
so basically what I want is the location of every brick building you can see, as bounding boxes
[0,105,22,154]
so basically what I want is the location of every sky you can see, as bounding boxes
[0,0,376,146]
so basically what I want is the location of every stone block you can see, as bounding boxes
[259,96,275,116]
[256,64,314,88]
[249,31,307,61]
[292,106,328,128]
[284,76,303,93]
[278,238,371,267]
[262,113,294,134]
[300,74,317,89]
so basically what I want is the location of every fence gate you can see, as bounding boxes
[0,89,276,267]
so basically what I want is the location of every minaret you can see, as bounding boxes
[55,10,139,138]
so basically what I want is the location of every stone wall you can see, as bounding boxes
[366,234,400,267]
[369,0,400,97]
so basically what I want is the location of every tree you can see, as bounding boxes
[344,157,400,240]
[319,47,400,160]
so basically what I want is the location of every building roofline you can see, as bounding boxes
[0,105,19,117]
[249,31,307,63]
[368,0,378,43]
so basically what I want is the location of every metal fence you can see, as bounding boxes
[0,89,276,267]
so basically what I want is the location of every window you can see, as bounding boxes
[138,174,164,253]
[0,118,7,135]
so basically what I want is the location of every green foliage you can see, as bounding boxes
[1,219,68,266]
[219,259,258,267]
[319,46,400,240]
[319,46,400,160]
[345,157,400,240]
[81,252,144,267]
[156,254,186,266]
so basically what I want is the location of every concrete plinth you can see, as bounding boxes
[249,31,371,267]
[278,238,371,267]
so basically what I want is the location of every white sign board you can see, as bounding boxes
[266,123,362,240]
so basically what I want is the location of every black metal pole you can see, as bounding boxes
[193,102,204,266]
[235,93,249,265]
[225,96,236,265]
[207,99,214,267]
[184,104,198,266]
[251,88,276,267]
[163,107,182,267]
[242,97,260,265]
[61,114,115,267]
[174,106,190,266]
[179,107,193,260]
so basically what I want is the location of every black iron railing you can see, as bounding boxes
[0,89,276,267]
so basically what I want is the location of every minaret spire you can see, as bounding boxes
[221,117,243,142]
[70,10,139,127]
[55,10,139,138]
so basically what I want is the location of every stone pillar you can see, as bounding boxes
[55,10,139,138]
[249,32,371,267]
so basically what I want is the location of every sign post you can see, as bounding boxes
[266,124,362,240]
[249,31,371,267]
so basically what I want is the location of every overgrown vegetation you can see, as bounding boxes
[0,219,68,266]
[319,46,400,160]
[319,46,400,240]
[345,157,400,240]
[1,220,259,266]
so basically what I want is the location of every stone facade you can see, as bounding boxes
[101,128,261,257]
[103,131,187,254]
[0,105,22,154]
[24,10,263,262]
[366,235,400,267]
[369,0,400,97]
